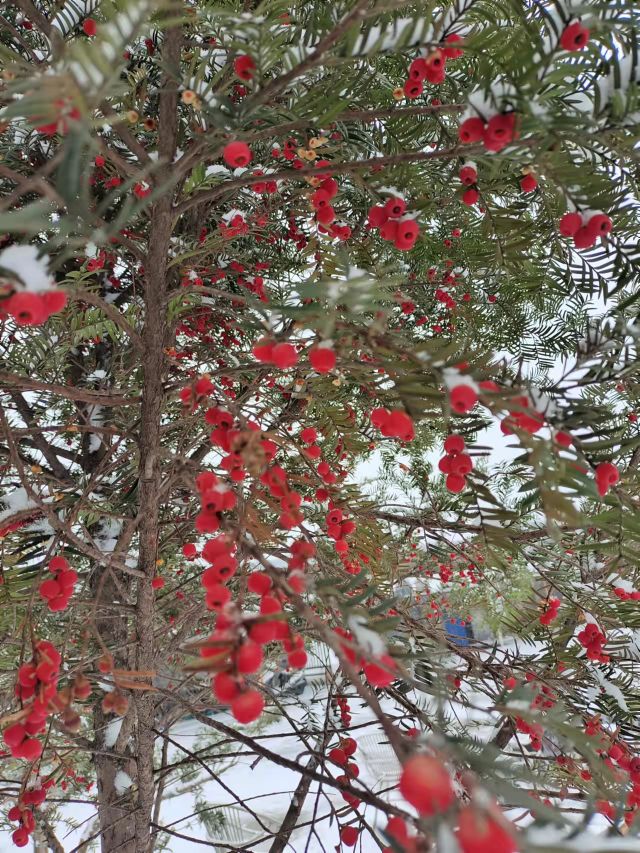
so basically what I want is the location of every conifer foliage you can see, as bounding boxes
[1,1,640,850]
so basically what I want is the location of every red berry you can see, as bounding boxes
[560,21,590,52]
[83,19,97,37]
[588,212,612,237]
[458,116,485,143]
[450,384,478,414]
[559,212,582,237]
[408,58,427,81]
[271,343,298,369]
[287,649,308,668]
[446,473,466,493]
[6,292,47,326]
[231,689,264,724]
[300,427,318,444]
[223,141,252,168]
[384,197,406,219]
[3,723,26,749]
[455,806,518,853]
[403,78,423,99]
[370,408,390,428]
[247,571,272,595]
[213,671,240,703]
[520,174,537,193]
[555,430,573,447]
[444,435,465,454]
[483,113,516,152]
[236,642,263,674]
[233,54,255,79]
[329,747,347,766]
[462,188,479,206]
[399,754,455,815]
[12,828,30,848]
[363,654,396,687]
[309,345,336,374]
[386,410,415,441]
[573,224,597,250]
[459,165,477,186]
[340,826,359,847]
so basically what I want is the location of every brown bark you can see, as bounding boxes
[130,24,183,853]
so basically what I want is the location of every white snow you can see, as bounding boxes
[0,487,39,523]
[114,770,133,794]
[0,244,53,292]
[103,717,123,748]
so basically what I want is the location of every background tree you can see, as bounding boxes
[1,1,640,851]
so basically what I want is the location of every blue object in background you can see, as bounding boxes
[444,616,473,647]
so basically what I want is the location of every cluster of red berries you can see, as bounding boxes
[515,716,544,751]
[459,112,518,152]
[252,337,298,369]
[207,600,304,724]
[539,597,561,626]
[459,160,480,206]
[335,627,398,687]
[594,461,619,497]
[3,641,62,762]
[282,538,315,598]
[577,622,609,662]
[370,407,415,441]
[38,556,78,611]
[179,374,215,409]
[7,785,51,848]
[0,289,67,327]
[205,550,313,723]
[439,434,473,493]
[401,750,518,851]
[219,212,248,240]
[559,210,613,250]
[326,506,356,554]
[299,425,322,461]
[200,533,237,611]
[213,412,276,485]
[248,169,278,196]
[310,176,341,227]
[194,470,237,535]
[500,394,544,435]
[331,691,353,728]
[366,197,420,251]
[259,463,304,529]
[613,585,640,602]
[328,737,362,842]
[403,34,463,97]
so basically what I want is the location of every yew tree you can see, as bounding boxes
[1,0,640,851]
